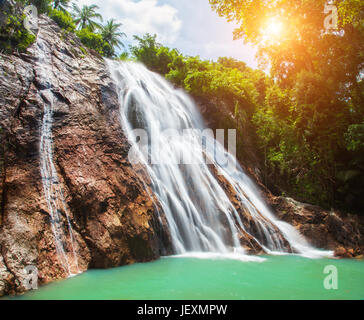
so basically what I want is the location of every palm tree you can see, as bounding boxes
[100,19,127,49]
[53,0,70,12]
[72,3,103,32]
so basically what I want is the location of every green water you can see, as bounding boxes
[8,255,364,300]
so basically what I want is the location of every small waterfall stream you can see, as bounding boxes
[36,36,80,275]
[107,60,332,259]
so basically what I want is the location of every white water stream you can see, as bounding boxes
[36,36,80,275]
[107,60,332,259]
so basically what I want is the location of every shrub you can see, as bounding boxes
[49,9,75,32]
[345,122,364,152]
[79,46,87,55]
[76,28,113,57]
[118,51,129,61]
[0,13,36,52]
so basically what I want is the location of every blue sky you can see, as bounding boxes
[77,0,258,68]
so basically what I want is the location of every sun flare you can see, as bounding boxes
[262,18,284,40]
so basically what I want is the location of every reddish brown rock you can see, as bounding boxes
[269,197,364,258]
[0,16,171,296]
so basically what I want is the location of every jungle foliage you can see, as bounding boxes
[130,0,364,213]
[208,0,364,211]
[1,0,126,57]
[0,1,36,52]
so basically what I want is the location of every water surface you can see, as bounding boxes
[11,255,364,300]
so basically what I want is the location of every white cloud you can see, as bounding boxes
[76,0,182,44]
[73,0,258,67]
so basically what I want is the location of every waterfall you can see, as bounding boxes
[36,36,80,275]
[107,60,332,260]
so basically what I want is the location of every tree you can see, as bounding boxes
[29,0,52,14]
[53,0,70,12]
[49,8,76,31]
[100,19,126,50]
[130,34,171,73]
[72,3,102,32]
[209,0,363,85]
[210,0,364,211]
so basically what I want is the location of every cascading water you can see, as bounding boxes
[107,60,332,260]
[36,36,80,275]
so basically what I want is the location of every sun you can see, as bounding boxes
[262,17,284,41]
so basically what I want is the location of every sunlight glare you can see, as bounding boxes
[262,17,284,41]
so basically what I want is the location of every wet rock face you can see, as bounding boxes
[269,197,364,258]
[0,16,170,296]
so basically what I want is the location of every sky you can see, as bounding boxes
[76,0,258,68]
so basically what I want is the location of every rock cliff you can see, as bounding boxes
[0,16,170,296]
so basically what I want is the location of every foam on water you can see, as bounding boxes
[169,252,266,263]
